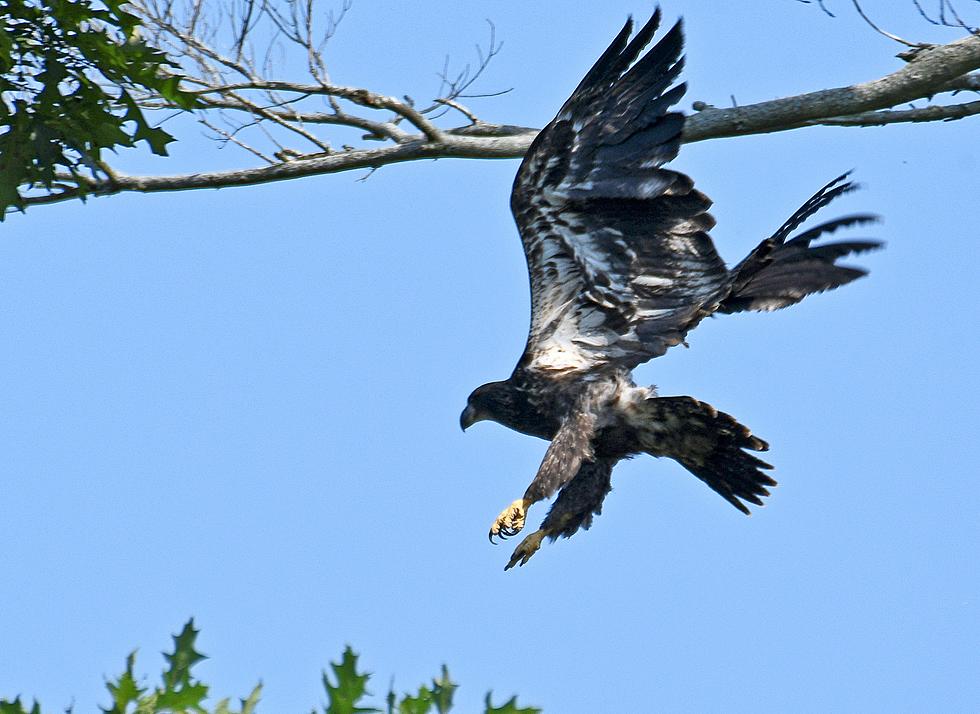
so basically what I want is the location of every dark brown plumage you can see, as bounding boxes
[460,9,880,569]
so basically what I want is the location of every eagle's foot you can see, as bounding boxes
[504,529,547,570]
[488,498,531,543]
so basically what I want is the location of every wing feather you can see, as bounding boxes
[511,12,729,375]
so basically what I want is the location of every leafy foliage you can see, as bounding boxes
[0,0,197,216]
[0,621,540,713]
[0,699,42,714]
[388,665,458,714]
[100,619,219,714]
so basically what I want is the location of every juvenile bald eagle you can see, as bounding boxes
[460,9,879,569]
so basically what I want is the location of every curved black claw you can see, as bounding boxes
[488,498,530,544]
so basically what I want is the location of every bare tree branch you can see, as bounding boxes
[11,1,980,213]
[187,79,446,141]
[433,98,484,126]
[802,97,980,125]
[16,133,533,209]
[684,32,980,140]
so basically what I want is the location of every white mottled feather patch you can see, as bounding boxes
[633,275,674,288]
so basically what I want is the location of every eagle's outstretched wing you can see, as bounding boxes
[511,10,729,375]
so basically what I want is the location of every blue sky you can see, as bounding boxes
[2,1,978,712]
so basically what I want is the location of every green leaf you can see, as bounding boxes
[0,101,34,215]
[102,650,147,714]
[0,29,13,65]
[163,619,207,690]
[155,682,209,711]
[155,619,209,712]
[323,646,381,714]
[397,686,433,714]
[483,692,541,714]
[120,93,176,156]
[155,75,200,110]
[136,124,177,156]
[430,666,457,714]
[239,683,263,714]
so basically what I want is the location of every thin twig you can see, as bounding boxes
[434,98,483,125]
[199,115,277,163]
[943,0,980,33]
[851,0,928,47]
[795,0,836,18]
[189,96,410,140]
[189,80,446,140]
[223,89,332,150]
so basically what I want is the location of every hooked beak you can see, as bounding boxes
[460,404,481,431]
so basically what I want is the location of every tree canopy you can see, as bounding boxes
[0,0,195,215]
[0,621,541,714]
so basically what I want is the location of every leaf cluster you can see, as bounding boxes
[0,620,540,714]
[322,647,535,714]
[0,0,196,216]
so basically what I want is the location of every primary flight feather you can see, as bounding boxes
[460,9,880,569]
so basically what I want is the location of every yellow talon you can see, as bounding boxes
[505,529,547,570]
[488,498,531,541]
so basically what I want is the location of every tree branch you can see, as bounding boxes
[17,133,532,209]
[683,32,980,140]
[190,80,446,141]
[804,98,980,126]
[12,12,980,213]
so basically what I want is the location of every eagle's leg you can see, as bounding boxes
[504,458,615,569]
[489,408,596,542]
[505,529,547,570]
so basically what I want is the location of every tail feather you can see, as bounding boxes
[635,396,775,515]
[719,173,882,314]
[766,172,861,245]
[785,214,879,247]
[801,239,881,262]
[724,258,870,313]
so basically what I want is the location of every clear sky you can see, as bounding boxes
[2,1,978,712]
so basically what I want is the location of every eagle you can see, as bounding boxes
[460,9,880,569]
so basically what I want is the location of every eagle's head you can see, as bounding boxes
[460,381,513,431]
